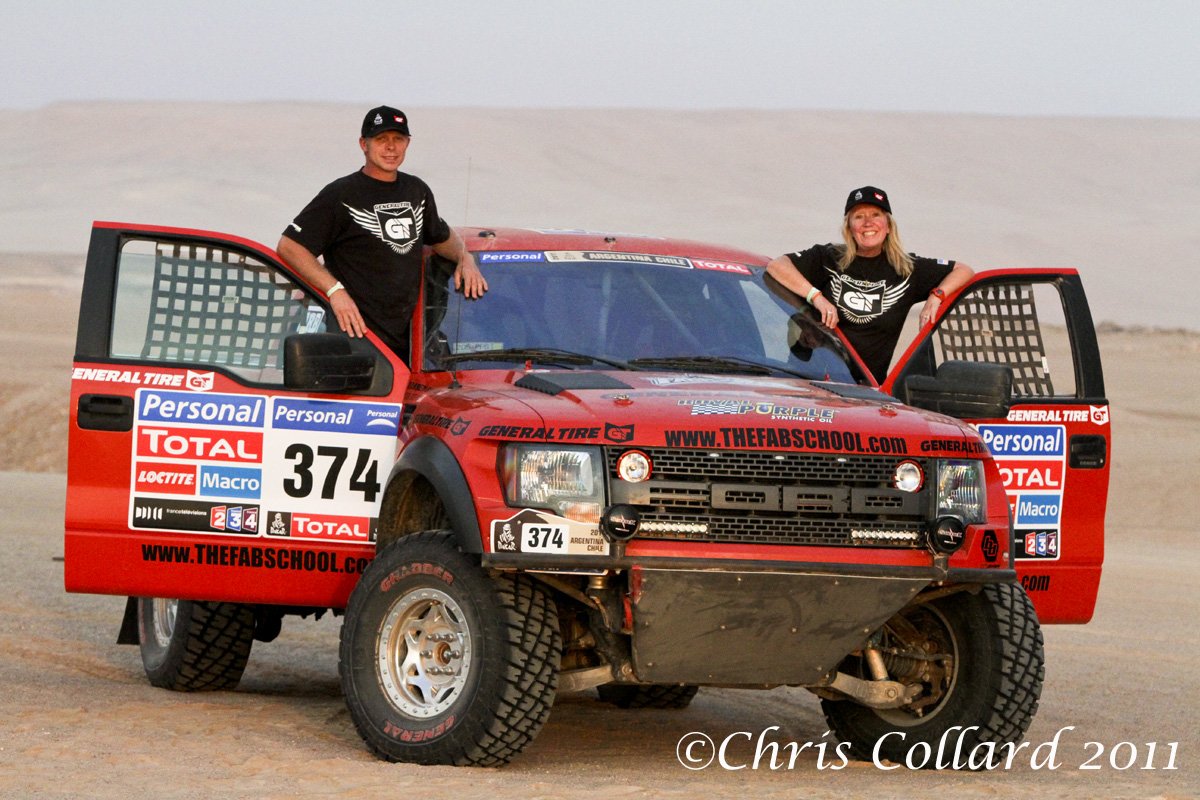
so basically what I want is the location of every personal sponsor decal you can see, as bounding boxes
[976,424,1065,458]
[664,427,907,454]
[137,391,264,427]
[544,250,692,269]
[477,251,546,263]
[490,509,609,556]
[272,398,399,435]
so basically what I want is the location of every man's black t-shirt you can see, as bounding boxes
[284,169,451,355]
[787,244,954,383]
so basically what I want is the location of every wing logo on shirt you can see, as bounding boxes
[825,269,909,324]
[345,201,424,254]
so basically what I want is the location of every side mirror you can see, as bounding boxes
[283,333,376,392]
[902,360,1013,419]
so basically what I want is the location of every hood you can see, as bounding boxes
[436,370,981,457]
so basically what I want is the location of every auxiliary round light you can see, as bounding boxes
[616,450,652,482]
[893,460,924,492]
[928,515,967,554]
[601,504,641,541]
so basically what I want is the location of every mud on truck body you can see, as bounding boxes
[66,222,1110,766]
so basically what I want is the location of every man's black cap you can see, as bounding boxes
[361,106,411,138]
[844,186,891,215]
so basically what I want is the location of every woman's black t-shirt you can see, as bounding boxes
[787,244,953,383]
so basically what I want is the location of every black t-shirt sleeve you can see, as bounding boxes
[785,244,836,292]
[419,182,451,246]
[909,255,956,296]
[283,179,343,257]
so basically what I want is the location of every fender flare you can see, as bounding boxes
[381,436,482,553]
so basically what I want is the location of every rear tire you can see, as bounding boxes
[339,530,561,765]
[596,683,699,709]
[822,583,1043,768]
[137,598,256,691]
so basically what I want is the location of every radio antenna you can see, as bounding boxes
[463,156,473,224]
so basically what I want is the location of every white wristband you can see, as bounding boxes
[806,287,822,304]
[326,281,345,299]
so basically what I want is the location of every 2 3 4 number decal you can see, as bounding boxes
[283,444,381,502]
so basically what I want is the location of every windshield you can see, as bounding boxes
[421,250,864,384]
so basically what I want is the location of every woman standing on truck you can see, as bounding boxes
[767,186,974,383]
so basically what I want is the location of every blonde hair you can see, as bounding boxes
[837,212,914,277]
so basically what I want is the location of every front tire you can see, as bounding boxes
[136,598,256,691]
[822,582,1044,768]
[339,530,561,765]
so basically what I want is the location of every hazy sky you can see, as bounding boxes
[4,1,1197,116]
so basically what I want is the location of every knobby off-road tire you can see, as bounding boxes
[137,598,256,691]
[822,582,1044,768]
[596,683,699,709]
[339,530,561,766]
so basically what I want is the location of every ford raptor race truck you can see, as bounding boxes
[65,222,1110,767]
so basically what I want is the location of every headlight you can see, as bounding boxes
[502,445,604,522]
[935,459,986,524]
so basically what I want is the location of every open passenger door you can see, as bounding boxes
[65,223,408,608]
[887,270,1109,623]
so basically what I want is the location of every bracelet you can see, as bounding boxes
[326,281,345,299]
[806,287,822,304]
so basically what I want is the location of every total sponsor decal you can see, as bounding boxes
[263,510,376,543]
[490,509,610,557]
[691,258,752,275]
[137,426,262,462]
[73,368,214,391]
[132,497,260,535]
[271,398,400,435]
[998,459,1063,490]
[1006,405,1110,426]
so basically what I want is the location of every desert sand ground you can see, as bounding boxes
[0,106,1197,798]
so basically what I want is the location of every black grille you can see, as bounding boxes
[606,447,929,548]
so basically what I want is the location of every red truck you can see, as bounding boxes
[66,222,1109,766]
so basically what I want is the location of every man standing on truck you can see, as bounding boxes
[278,105,487,359]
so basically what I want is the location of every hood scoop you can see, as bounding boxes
[514,372,633,396]
[811,381,892,403]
